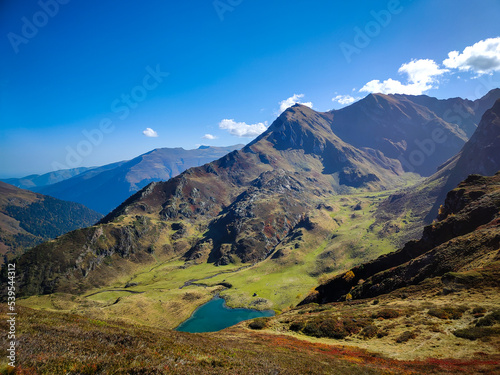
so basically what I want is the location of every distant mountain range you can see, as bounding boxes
[7,91,500,298]
[2,145,243,215]
[2,167,96,190]
[0,181,102,264]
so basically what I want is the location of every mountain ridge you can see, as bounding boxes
[34,145,244,214]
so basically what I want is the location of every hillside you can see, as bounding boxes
[6,305,497,375]
[236,172,500,365]
[302,172,500,304]
[374,97,500,245]
[4,303,500,375]
[0,182,102,264]
[34,145,243,214]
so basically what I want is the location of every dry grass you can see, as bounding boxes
[2,303,500,374]
[250,273,500,365]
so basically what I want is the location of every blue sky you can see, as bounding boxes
[1,0,500,177]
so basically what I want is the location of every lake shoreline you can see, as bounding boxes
[175,294,275,333]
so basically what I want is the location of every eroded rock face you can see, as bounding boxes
[185,170,309,264]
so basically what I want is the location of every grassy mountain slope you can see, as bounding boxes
[302,172,500,304]
[5,304,495,375]
[243,172,500,364]
[0,182,102,264]
[12,189,403,330]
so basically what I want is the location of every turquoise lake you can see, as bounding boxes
[175,296,275,333]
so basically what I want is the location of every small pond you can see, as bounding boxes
[175,296,274,333]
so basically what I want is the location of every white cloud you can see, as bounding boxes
[360,78,423,95]
[279,94,313,113]
[332,94,361,105]
[443,37,500,75]
[143,128,158,137]
[399,59,448,86]
[219,119,268,138]
[202,134,217,140]
[360,59,448,95]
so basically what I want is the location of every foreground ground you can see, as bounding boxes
[242,265,500,362]
[1,301,499,375]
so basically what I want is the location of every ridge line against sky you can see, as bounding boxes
[1,0,500,177]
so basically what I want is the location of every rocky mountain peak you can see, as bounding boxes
[451,98,500,177]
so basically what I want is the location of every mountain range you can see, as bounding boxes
[375,96,500,244]
[3,145,243,215]
[2,91,500,374]
[326,89,500,176]
[2,166,96,190]
[6,91,500,300]
[5,90,499,219]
